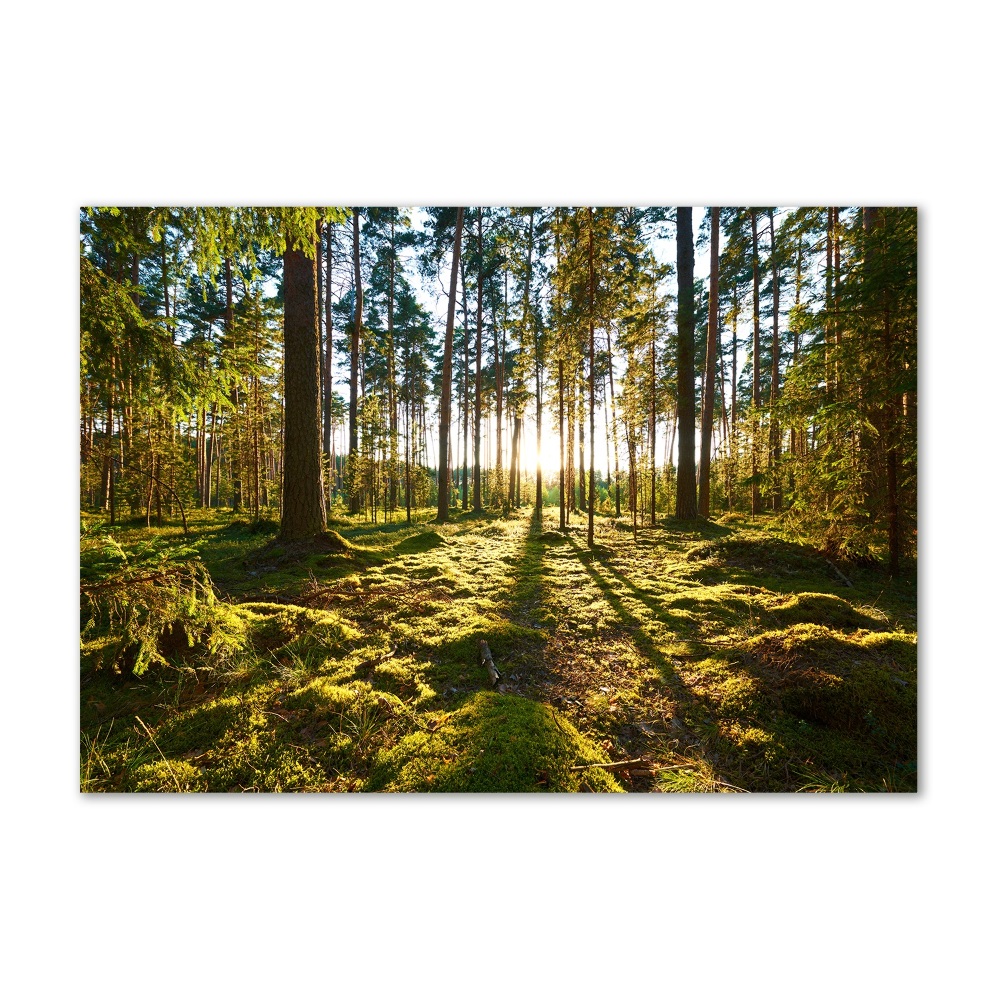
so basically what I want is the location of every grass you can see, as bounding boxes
[80,502,917,792]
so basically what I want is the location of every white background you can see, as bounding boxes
[2,2,995,997]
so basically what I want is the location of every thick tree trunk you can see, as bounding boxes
[675,207,697,520]
[279,245,327,541]
[323,220,334,503]
[698,207,720,517]
[437,209,464,522]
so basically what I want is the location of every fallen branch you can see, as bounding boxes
[81,569,187,592]
[825,558,853,587]
[569,758,647,772]
[479,639,500,688]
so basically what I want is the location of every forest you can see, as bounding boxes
[79,205,917,793]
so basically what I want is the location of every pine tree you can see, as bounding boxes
[675,207,697,519]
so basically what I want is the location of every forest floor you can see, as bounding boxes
[80,505,917,792]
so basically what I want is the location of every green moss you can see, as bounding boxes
[131,759,207,792]
[741,625,916,746]
[81,507,916,793]
[395,530,447,554]
[755,591,883,631]
[285,678,360,715]
[237,603,361,656]
[367,691,623,792]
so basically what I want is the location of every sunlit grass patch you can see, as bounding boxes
[366,691,624,792]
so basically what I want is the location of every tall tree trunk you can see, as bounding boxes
[866,207,901,576]
[495,278,507,514]
[834,207,841,398]
[567,377,576,514]
[404,338,412,524]
[578,361,585,513]
[750,210,762,516]
[206,403,217,507]
[508,414,521,506]
[649,326,657,525]
[675,207,697,519]
[323,220,334,504]
[606,326,622,517]
[519,211,541,517]
[588,208,597,546]
[768,208,782,511]
[279,244,326,541]
[460,244,470,510]
[225,257,242,512]
[349,209,362,515]
[699,207,720,516]
[437,208,464,522]
[558,358,566,531]
[473,209,484,512]
[387,215,398,512]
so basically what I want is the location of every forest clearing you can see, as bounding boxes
[80,504,916,792]
[80,206,916,792]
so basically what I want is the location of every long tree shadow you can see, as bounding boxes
[563,537,693,695]
[562,531,918,791]
[493,510,554,690]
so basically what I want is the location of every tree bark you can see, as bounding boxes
[349,209,362,515]
[437,208,464,522]
[279,244,327,541]
[698,207,720,516]
[675,208,698,519]
[558,358,566,531]
[768,208,782,511]
[750,210,762,516]
[588,208,597,547]
[606,327,622,518]
[225,257,242,512]
[323,220,334,503]
[473,209,484,512]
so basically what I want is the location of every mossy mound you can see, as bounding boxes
[236,602,361,656]
[740,624,916,745]
[686,532,822,574]
[395,530,446,554]
[755,591,883,631]
[366,691,624,792]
